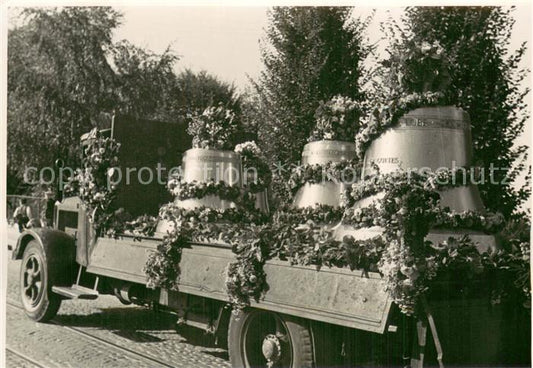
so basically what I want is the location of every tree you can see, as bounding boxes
[252,7,372,166]
[174,69,240,115]
[148,68,244,141]
[111,40,178,121]
[8,7,121,181]
[384,6,530,217]
[8,6,246,195]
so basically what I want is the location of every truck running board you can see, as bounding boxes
[52,285,99,300]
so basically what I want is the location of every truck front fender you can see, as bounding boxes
[12,228,78,286]
[12,228,76,264]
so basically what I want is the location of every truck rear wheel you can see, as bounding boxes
[20,241,61,322]
[228,309,314,368]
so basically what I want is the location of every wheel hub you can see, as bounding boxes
[262,334,281,367]
[23,256,42,305]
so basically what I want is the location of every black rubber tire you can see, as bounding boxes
[228,309,314,368]
[311,321,344,367]
[20,241,61,322]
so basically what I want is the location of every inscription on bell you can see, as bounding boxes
[398,116,469,130]
[371,157,400,164]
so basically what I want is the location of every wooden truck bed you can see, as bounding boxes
[86,236,393,333]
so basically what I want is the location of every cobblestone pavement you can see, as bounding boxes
[5,226,231,368]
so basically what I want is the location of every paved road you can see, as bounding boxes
[5,226,231,368]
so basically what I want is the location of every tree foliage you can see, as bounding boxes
[111,40,178,120]
[251,7,373,166]
[174,69,240,115]
[381,6,530,217]
[8,7,240,193]
[8,7,120,176]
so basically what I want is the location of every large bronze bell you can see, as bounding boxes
[336,106,496,251]
[177,148,241,210]
[293,140,356,208]
[362,106,484,213]
[156,148,242,234]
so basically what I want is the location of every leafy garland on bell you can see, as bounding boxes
[168,177,242,201]
[287,159,362,196]
[355,91,445,159]
[269,205,383,271]
[343,167,506,233]
[222,168,529,316]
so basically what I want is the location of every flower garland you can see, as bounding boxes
[144,198,269,295]
[345,166,493,204]
[159,202,268,228]
[224,204,348,310]
[344,166,506,233]
[144,224,191,290]
[369,170,443,315]
[223,224,270,310]
[64,129,162,238]
[342,169,522,315]
[308,95,361,142]
[221,168,529,316]
[273,204,344,225]
[235,141,272,193]
[187,105,238,150]
[168,177,242,202]
[433,210,505,233]
[64,128,121,235]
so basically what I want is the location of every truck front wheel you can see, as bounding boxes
[228,309,314,368]
[20,241,61,322]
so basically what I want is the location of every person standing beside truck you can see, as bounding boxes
[40,190,56,227]
[13,198,32,232]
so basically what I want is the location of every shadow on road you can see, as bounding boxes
[55,307,175,331]
[54,306,228,355]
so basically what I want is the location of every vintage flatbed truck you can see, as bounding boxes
[12,114,530,367]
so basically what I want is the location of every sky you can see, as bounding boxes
[113,5,531,160]
[113,6,531,90]
[114,6,271,90]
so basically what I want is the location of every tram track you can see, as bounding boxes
[7,299,178,368]
[6,346,49,368]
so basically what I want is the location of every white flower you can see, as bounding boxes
[93,192,105,201]
[420,41,432,53]
[235,141,261,155]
